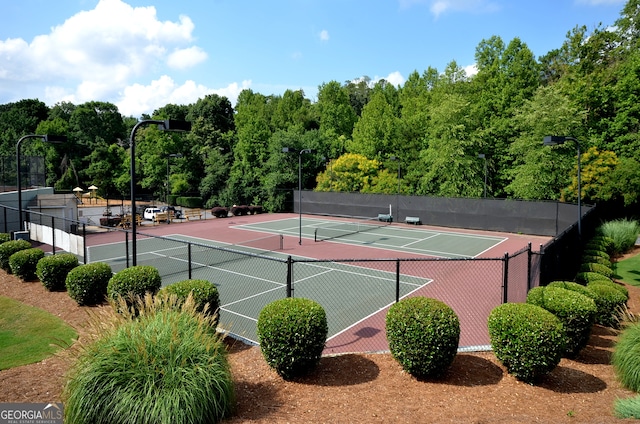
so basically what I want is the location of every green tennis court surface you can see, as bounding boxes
[234,217,507,258]
[86,234,431,345]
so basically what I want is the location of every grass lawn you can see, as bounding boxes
[0,296,77,370]
[615,253,640,287]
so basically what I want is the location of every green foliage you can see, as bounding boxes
[586,282,628,328]
[582,249,611,261]
[66,262,112,306]
[63,294,234,424]
[257,298,328,380]
[167,194,178,205]
[9,248,45,281]
[315,153,382,193]
[488,303,565,383]
[587,279,629,300]
[614,395,640,419]
[158,279,220,325]
[0,239,31,272]
[0,233,10,244]
[613,321,640,392]
[579,262,614,278]
[107,266,161,304]
[575,271,612,285]
[385,297,460,378]
[581,255,612,268]
[176,196,203,208]
[36,253,79,291]
[526,286,596,358]
[596,219,640,255]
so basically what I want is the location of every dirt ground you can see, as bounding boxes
[1,250,640,423]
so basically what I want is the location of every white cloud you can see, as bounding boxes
[384,71,405,86]
[398,0,500,17]
[167,46,208,70]
[464,63,478,77]
[319,30,330,42]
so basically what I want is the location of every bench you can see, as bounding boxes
[378,213,393,223]
[118,214,141,229]
[153,212,169,224]
[184,210,203,221]
[405,216,422,225]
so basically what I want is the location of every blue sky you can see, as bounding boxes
[0,0,627,118]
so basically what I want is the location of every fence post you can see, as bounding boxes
[125,231,129,268]
[395,259,400,302]
[502,252,509,303]
[51,215,56,255]
[3,206,7,233]
[286,256,293,297]
[82,224,87,264]
[527,242,532,291]
[188,243,192,279]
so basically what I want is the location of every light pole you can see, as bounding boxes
[390,156,401,222]
[16,134,66,235]
[478,153,487,198]
[129,120,191,266]
[283,147,314,245]
[166,153,182,204]
[543,135,582,238]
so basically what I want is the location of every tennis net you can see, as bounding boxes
[314,216,391,242]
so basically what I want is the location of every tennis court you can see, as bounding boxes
[86,233,432,347]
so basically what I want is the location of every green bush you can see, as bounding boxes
[581,255,612,268]
[158,279,220,326]
[488,302,565,384]
[597,219,640,256]
[547,281,596,299]
[586,282,628,328]
[63,295,234,424]
[588,278,629,299]
[0,233,11,244]
[36,253,79,291]
[584,239,615,256]
[386,297,460,378]
[0,239,31,272]
[176,196,203,208]
[575,271,612,285]
[615,396,640,419]
[107,265,162,303]
[167,194,178,206]
[9,248,45,281]
[526,286,597,358]
[257,298,327,380]
[582,249,611,261]
[613,321,640,393]
[579,262,614,278]
[66,262,112,305]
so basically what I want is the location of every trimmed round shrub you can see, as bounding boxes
[579,262,614,278]
[36,253,79,291]
[0,233,11,243]
[488,302,565,383]
[9,248,45,281]
[158,279,220,325]
[107,265,162,302]
[0,239,31,272]
[386,297,460,379]
[582,255,612,268]
[585,235,616,254]
[526,286,597,358]
[257,297,327,380]
[575,271,613,285]
[583,249,611,262]
[548,281,597,300]
[613,321,640,393]
[66,262,112,305]
[63,296,234,424]
[586,282,628,328]
[588,279,629,300]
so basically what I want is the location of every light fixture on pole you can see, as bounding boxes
[389,156,401,222]
[165,153,182,204]
[16,134,66,235]
[478,153,487,198]
[543,135,582,238]
[129,120,191,266]
[282,147,314,245]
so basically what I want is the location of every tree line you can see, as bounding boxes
[2,0,640,212]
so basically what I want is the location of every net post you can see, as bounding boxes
[395,259,400,302]
[279,234,284,250]
[125,231,129,268]
[314,228,318,242]
[502,252,509,303]
[286,256,293,297]
[188,243,193,279]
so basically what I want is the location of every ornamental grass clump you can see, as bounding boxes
[36,253,79,291]
[613,320,640,393]
[62,294,234,424]
[9,248,44,281]
[488,302,565,384]
[596,219,640,256]
[257,298,327,380]
[66,262,112,306]
[386,297,460,379]
[158,279,220,327]
[0,239,31,272]
[526,286,596,358]
[615,396,640,419]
